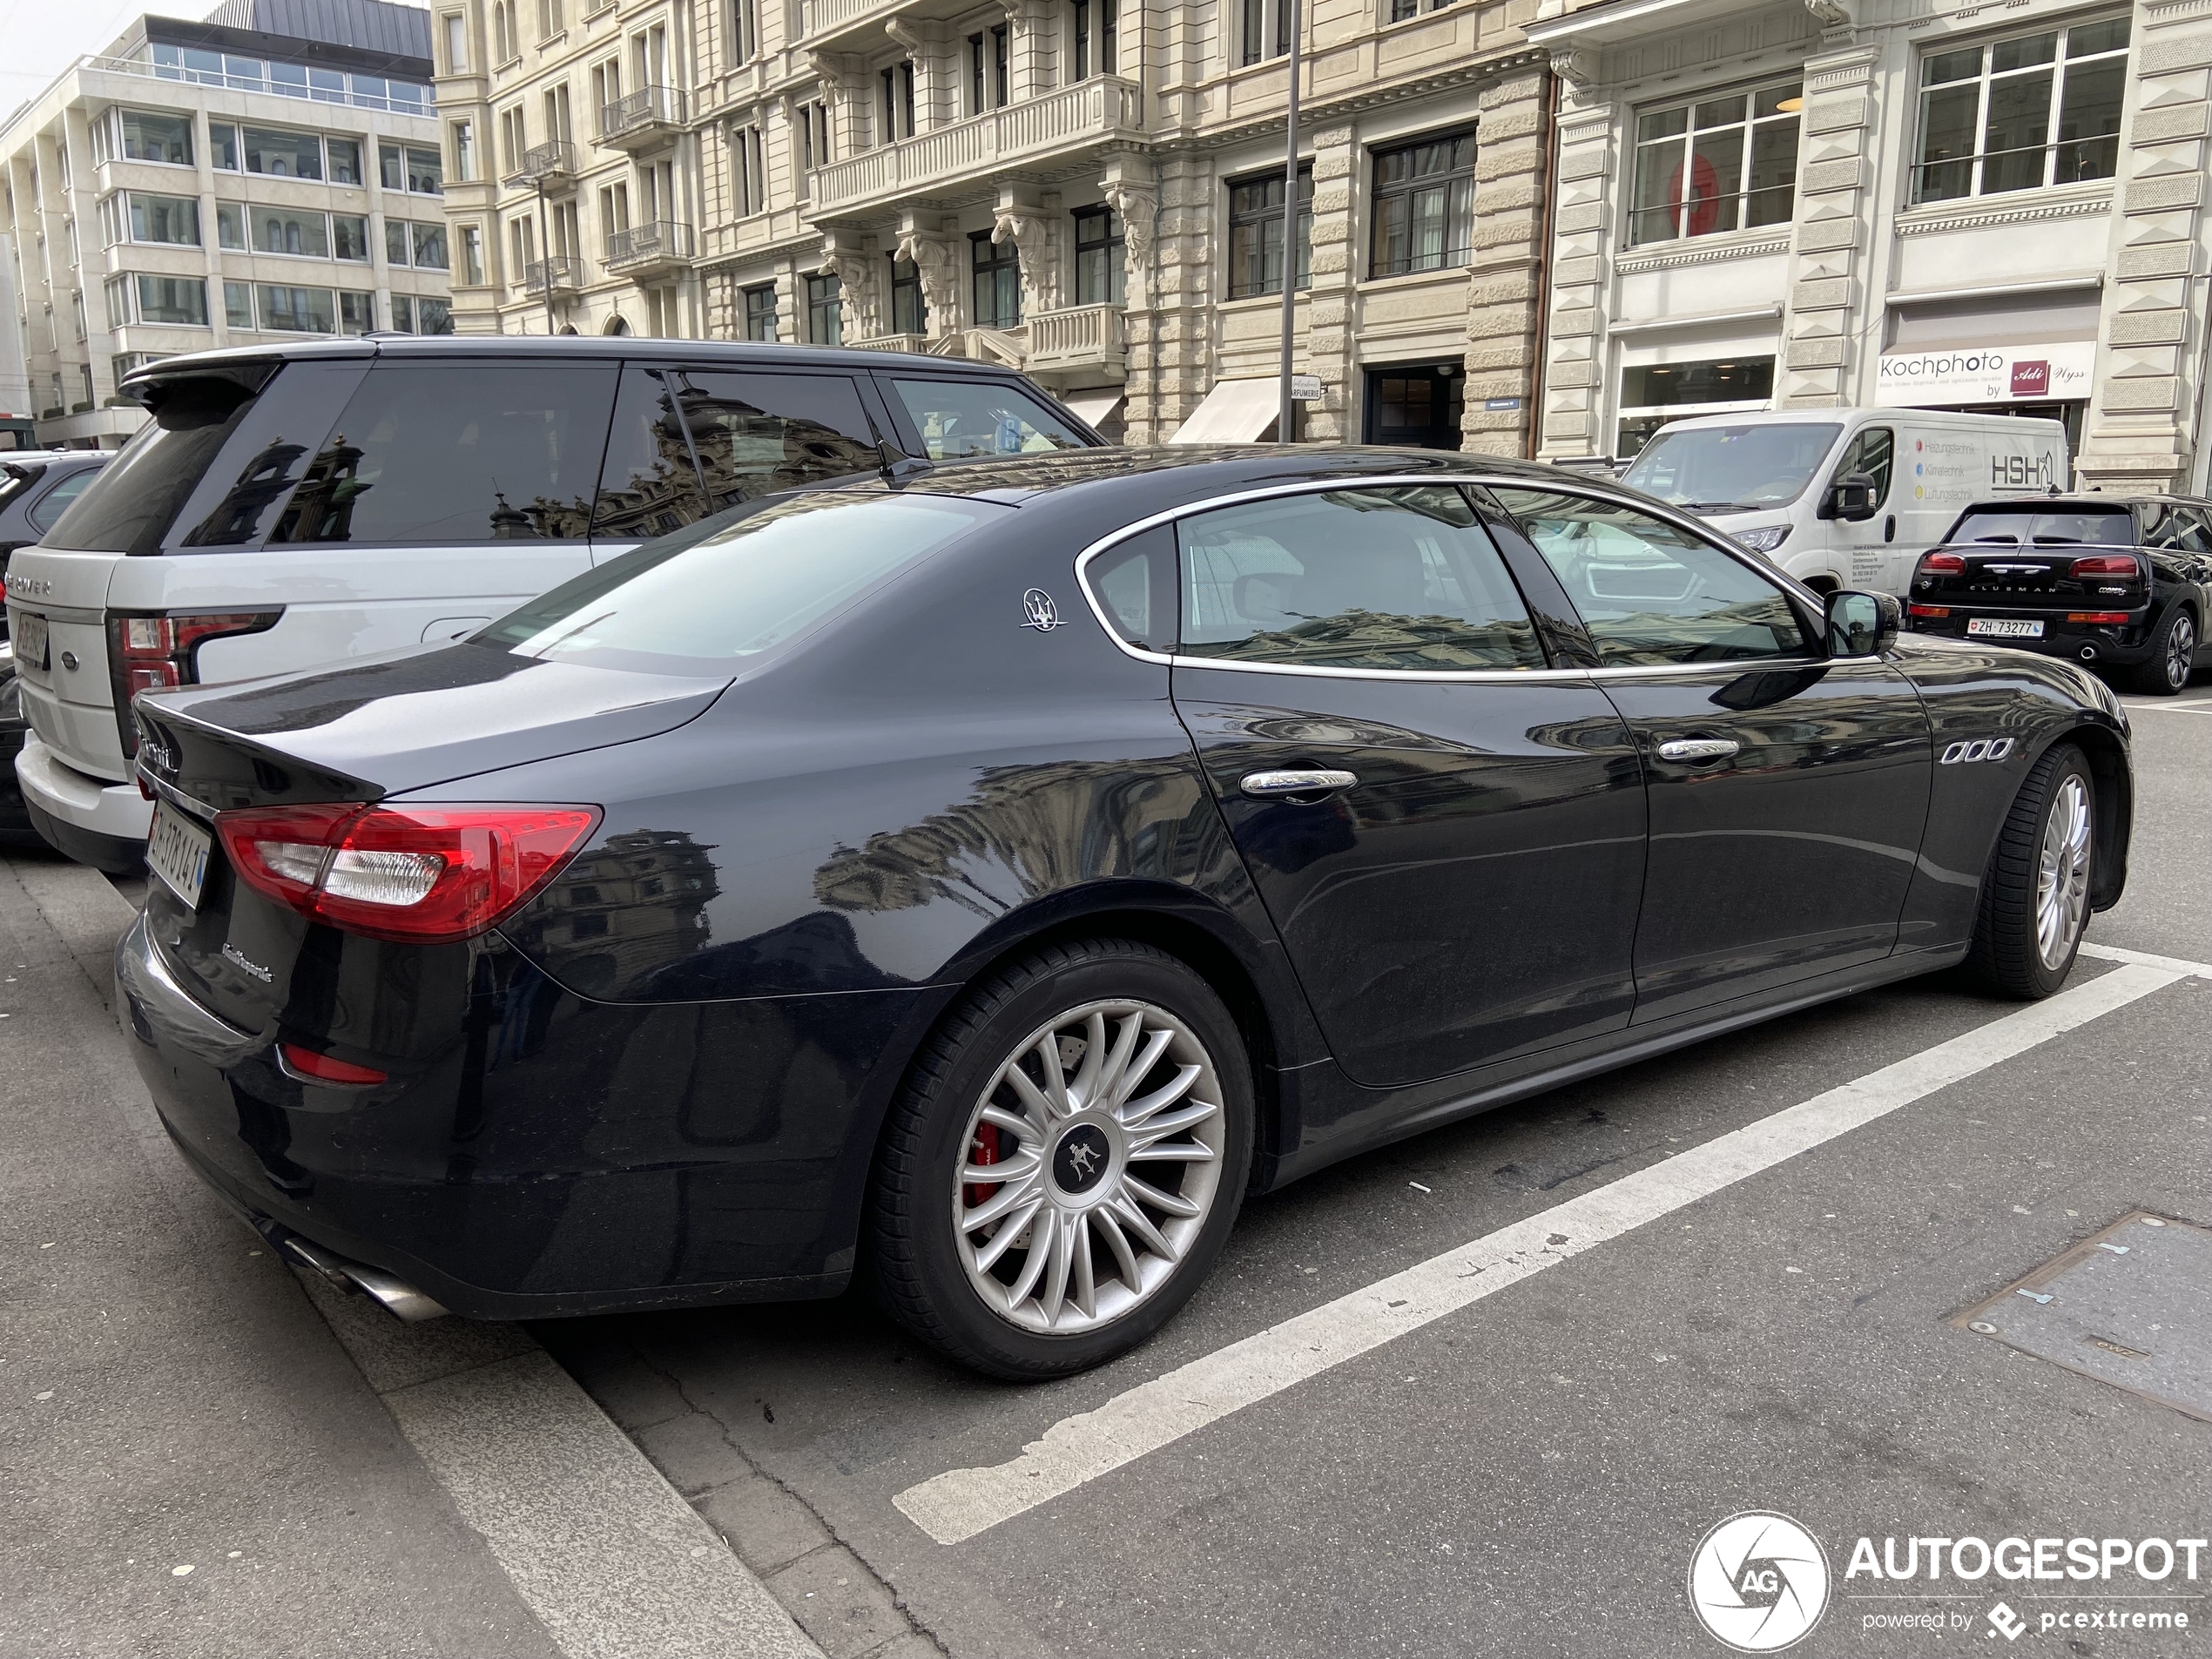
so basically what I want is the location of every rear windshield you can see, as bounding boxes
[42,378,262,556]
[1947,507,2134,546]
[475,489,1005,676]
[889,378,1091,460]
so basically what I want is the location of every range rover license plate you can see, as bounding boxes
[1966,617,2046,639]
[147,799,212,910]
[13,610,48,671]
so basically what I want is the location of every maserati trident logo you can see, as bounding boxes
[1052,1123,1111,1193]
[1688,1512,1831,1652]
[1067,1141,1098,1179]
[1021,588,1061,631]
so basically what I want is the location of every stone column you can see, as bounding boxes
[1125,152,1214,442]
[2077,11,2212,492]
[1776,43,1878,408]
[1537,70,1613,460]
[1463,67,1548,456]
[1305,121,1358,442]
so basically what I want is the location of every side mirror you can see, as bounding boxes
[1826,589,1900,658]
[1820,472,1881,523]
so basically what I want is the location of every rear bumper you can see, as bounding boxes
[114,912,907,1319]
[1904,610,2160,667]
[16,732,149,869]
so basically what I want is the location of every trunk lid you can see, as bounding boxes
[1911,546,2148,613]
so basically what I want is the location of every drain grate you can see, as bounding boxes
[1952,1211,2212,1423]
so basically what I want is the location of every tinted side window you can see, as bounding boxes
[265,361,617,545]
[1493,488,1810,667]
[888,376,1089,460]
[1082,523,1177,652]
[25,468,101,534]
[1177,487,1547,671]
[43,377,266,556]
[171,360,363,547]
[593,368,710,539]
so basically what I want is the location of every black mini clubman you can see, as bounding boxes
[117,448,2133,1379]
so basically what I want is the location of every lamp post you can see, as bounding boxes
[1276,0,1303,443]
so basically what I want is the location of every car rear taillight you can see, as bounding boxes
[2070,555,2141,578]
[2066,611,2133,625]
[110,610,281,755]
[1917,553,1966,577]
[1908,604,1951,617]
[216,802,601,944]
[280,1044,388,1086]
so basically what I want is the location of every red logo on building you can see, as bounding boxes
[2010,360,2051,398]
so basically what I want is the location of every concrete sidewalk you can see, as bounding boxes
[0,849,824,1659]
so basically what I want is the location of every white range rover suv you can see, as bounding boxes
[3,335,1102,870]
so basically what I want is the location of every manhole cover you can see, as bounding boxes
[1953,1211,2212,1422]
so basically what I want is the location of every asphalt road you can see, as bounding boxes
[541,682,2212,1659]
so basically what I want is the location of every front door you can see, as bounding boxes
[1363,364,1467,450]
[1489,486,1933,1022]
[1827,423,1901,592]
[1140,482,1649,1089]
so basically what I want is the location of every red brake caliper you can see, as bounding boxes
[964,1122,1000,1211]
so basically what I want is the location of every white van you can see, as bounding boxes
[3,337,1103,871]
[1618,408,2069,597]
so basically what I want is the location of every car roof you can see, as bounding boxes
[120,333,1038,390]
[894,444,1603,503]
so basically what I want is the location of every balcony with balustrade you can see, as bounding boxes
[523,256,580,298]
[848,332,930,354]
[504,139,580,192]
[809,76,1143,216]
[799,0,907,47]
[605,219,696,278]
[1024,304,1126,374]
[597,85,688,152]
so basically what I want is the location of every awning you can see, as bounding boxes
[1170,377,1280,445]
[1062,388,1125,429]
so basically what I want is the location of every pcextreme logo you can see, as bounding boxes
[1689,1513,1831,1652]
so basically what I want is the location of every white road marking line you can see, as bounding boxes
[894,962,2183,1547]
[2121,701,2212,715]
[2080,941,2212,980]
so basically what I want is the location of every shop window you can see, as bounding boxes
[971,229,1022,327]
[1912,17,2128,203]
[1370,132,1475,277]
[1614,356,1775,457]
[1630,80,1801,246]
[1226,165,1312,299]
[1074,206,1125,305]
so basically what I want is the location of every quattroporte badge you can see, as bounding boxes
[1021,589,1060,631]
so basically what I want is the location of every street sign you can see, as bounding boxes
[1290,374,1322,402]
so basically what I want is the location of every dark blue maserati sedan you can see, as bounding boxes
[116,448,2131,1378]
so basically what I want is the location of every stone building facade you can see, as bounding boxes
[435,0,1553,449]
[1526,0,2212,493]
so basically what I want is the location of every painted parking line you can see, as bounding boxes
[2121,703,2212,716]
[2080,941,2212,980]
[894,961,2185,1548]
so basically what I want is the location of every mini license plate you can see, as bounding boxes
[12,610,48,671]
[147,799,212,910]
[1966,617,2046,639]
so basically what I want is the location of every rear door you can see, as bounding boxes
[1490,485,1933,1023]
[1154,482,1648,1089]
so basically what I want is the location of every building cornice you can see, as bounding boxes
[1893,189,2114,238]
[1615,233,1791,274]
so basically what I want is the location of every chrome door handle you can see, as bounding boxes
[1240,768,1359,799]
[1656,738,1741,763]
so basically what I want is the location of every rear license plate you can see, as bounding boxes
[1966,617,2046,639]
[13,610,48,671]
[147,799,212,910]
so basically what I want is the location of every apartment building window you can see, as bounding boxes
[539,0,565,40]
[100,192,200,247]
[392,294,455,333]
[1370,131,1475,276]
[494,0,516,61]
[243,125,323,179]
[459,224,485,284]
[71,291,87,341]
[217,204,246,248]
[1630,80,1800,245]
[601,181,631,243]
[499,106,527,173]
[260,285,338,333]
[800,101,831,172]
[225,281,253,329]
[381,143,446,194]
[209,123,240,170]
[590,60,622,125]
[880,61,917,142]
[807,272,842,344]
[340,291,376,335]
[254,206,332,258]
[442,11,469,71]
[328,138,364,185]
[732,125,767,216]
[1227,165,1311,297]
[889,256,927,334]
[451,120,476,181]
[1073,205,1124,304]
[646,286,681,337]
[1241,0,1291,65]
[970,229,1021,327]
[510,216,537,277]
[744,282,779,340]
[136,274,211,325]
[967,27,1009,112]
[1912,17,2128,203]
[334,214,370,260]
[731,0,760,63]
[544,82,574,145]
[119,110,192,165]
[1388,0,1454,19]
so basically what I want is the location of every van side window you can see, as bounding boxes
[591,368,883,540]
[1833,427,1893,507]
[263,362,617,545]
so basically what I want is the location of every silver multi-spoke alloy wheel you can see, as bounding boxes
[2165,612,2196,691]
[2034,772,2094,970]
[953,998,1226,1335]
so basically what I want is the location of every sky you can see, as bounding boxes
[0,0,223,118]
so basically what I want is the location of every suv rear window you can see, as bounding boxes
[42,375,266,556]
[478,490,1004,676]
[889,378,1090,459]
[1949,507,2134,546]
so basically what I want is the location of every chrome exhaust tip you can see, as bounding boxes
[280,1235,450,1322]
[2080,644,2098,661]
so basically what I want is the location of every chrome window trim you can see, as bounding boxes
[1069,471,1831,684]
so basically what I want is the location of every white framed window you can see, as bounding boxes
[1629,78,1801,246]
[442,10,469,71]
[731,0,759,63]
[498,105,528,175]
[459,224,486,285]
[732,125,767,216]
[451,119,476,181]
[1912,15,2128,203]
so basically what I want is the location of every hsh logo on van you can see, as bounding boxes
[1992,453,2055,488]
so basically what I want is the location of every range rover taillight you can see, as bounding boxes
[110,610,281,755]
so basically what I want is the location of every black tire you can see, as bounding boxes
[2126,605,2196,697]
[870,938,1254,1379]
[1963,742,2094,1000]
